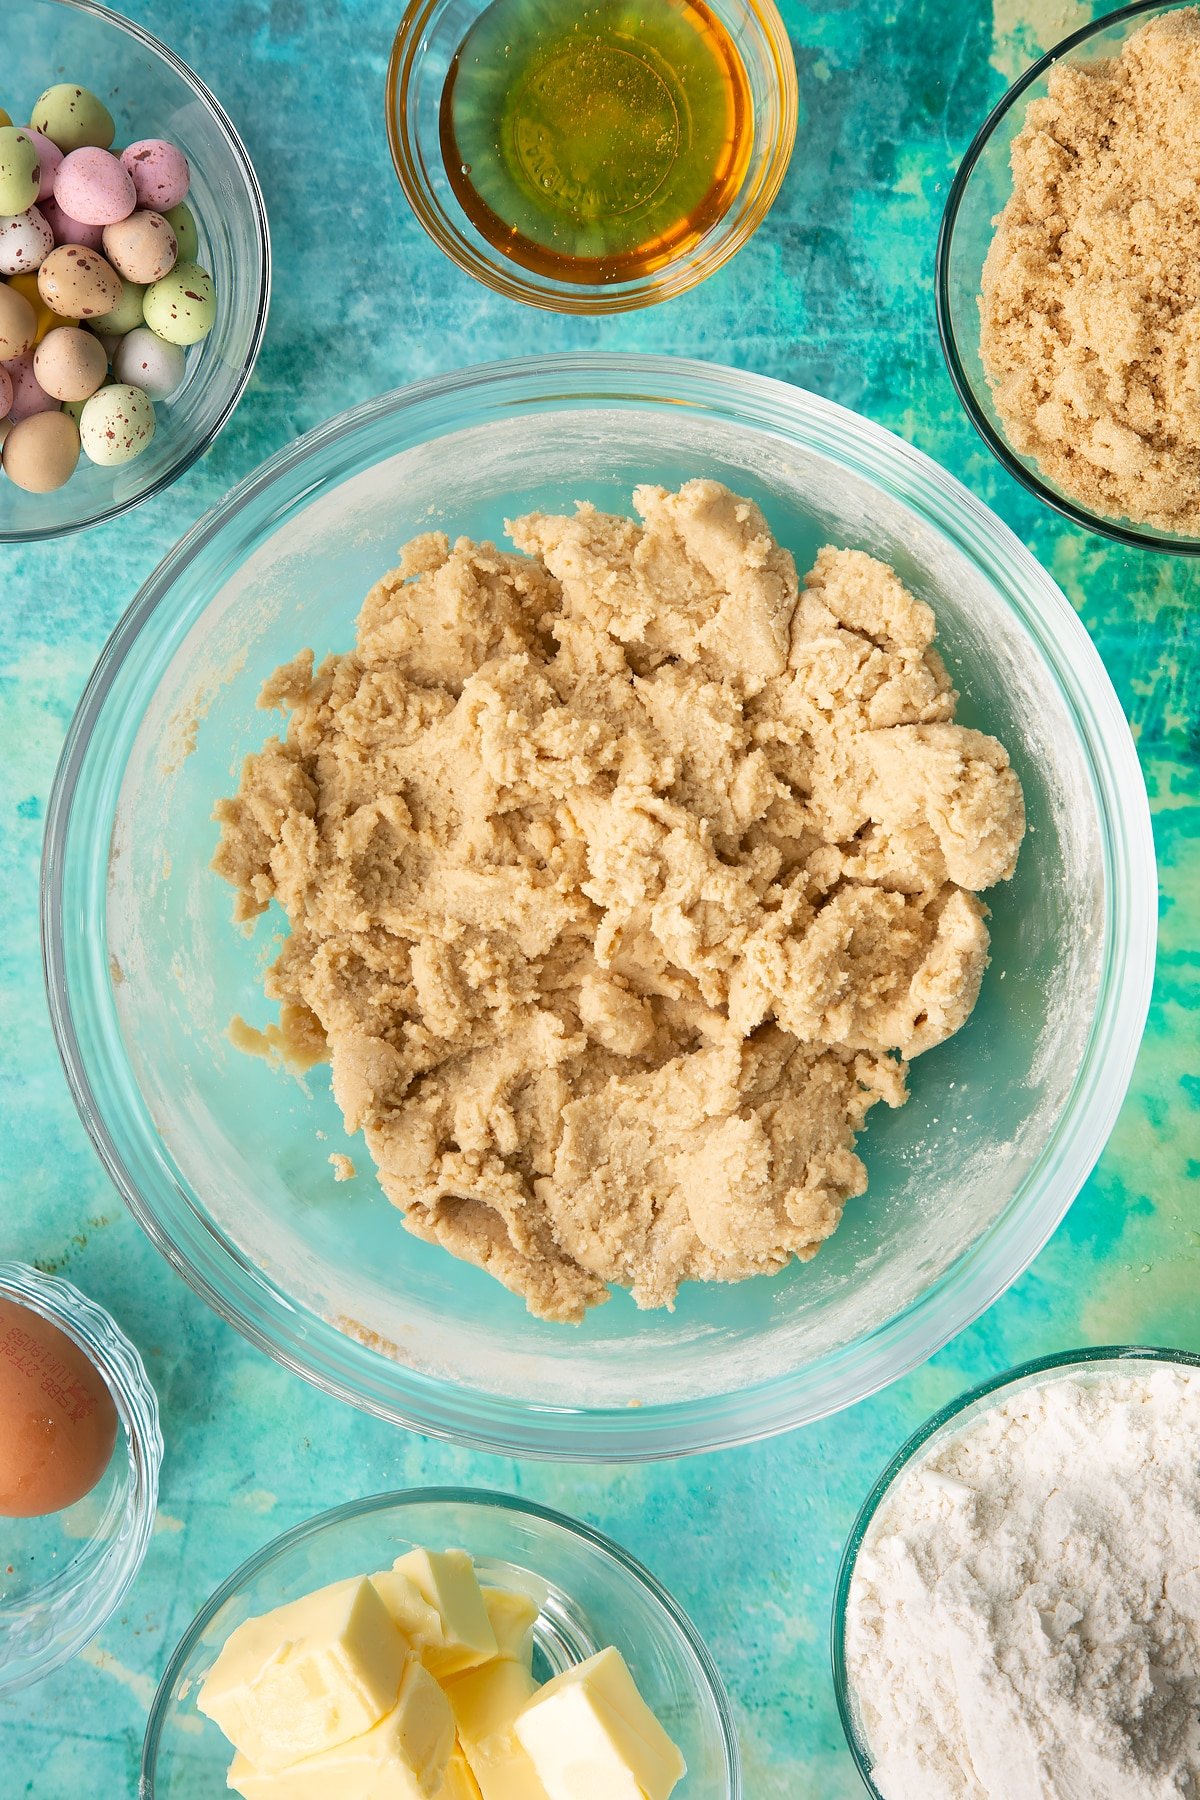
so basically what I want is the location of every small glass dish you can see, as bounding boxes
[386,0,797,312]
[936,0,1200,553]
[141,1486,742,1797]
[0,1261,162,1692]
[0,0,270,543]
[831,1344,1200,1797]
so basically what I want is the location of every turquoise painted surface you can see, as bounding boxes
[1,0,1197,1793]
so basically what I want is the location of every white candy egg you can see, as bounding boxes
[0,205,54,274]
[112,325,185,401]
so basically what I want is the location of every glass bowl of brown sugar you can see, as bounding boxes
[937,0,1200,553]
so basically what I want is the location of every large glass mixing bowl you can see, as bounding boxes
[42,354,1156,1459]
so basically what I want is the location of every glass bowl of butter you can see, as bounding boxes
[141,1486,741,1798]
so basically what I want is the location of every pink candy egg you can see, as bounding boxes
[121,139,189,211]
[2,350,59,420]
[54,147,136,227]
[0,206,54,275]
[41,195,105,251]
[22,128,63,202]
[0,364,12,416]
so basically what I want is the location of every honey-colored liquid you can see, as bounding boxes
[440,0,754,284]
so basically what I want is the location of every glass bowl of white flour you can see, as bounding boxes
[834,1345,1200,1800]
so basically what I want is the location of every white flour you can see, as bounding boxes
[845,1364,1200,1799]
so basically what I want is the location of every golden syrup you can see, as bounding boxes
[440,0,754,284]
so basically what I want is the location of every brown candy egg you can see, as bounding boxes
[0,279,37,358]
[34,325,108,401]
[101,210,177,285]
[37,244,121,318]
[0,1293,116,1510]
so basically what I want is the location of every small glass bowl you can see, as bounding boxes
[141,1486,742,1798]
[0,1261,162,1692]
[831,1345,1200,1797]
[0,0,270,542]
[386,0,797,312]
[936,0,1200,553]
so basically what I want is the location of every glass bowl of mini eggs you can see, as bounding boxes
[0,0,269,541]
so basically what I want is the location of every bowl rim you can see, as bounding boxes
[0,0,272,545]
[830,1343,1200,1795]
[935,0,1200,555]
[385,0,799,314]
[41,351,1157,1461]
[139,1482,743,1797]
[0,1260,163,1693]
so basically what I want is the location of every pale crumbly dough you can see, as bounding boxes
[213,482,1024,1322]
[980,9,1200,533]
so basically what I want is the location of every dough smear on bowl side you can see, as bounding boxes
[213,481,1025,1322]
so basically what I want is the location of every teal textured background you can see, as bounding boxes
[2,1,1198,1794]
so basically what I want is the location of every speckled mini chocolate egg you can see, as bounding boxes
[0,280,36,357]
[143,261,214,346]
[54,147,136,228]
[121,139,189,211]
[163,200,198,263]
[0,206,54,275]
[0,109,10,130]
[2,349,59,420]
[30,84,115,154]
[7,272,78,342]
[2,408,79,491]
[78,380,155,465]
[34,324,107,401]
[102,210,176,285]
[37,244,121,318]
[90,276,144,337]
[40,195,104,251]
[20,128,63,203]
[0,362,11,414]
[112,324,185,400]
[0,126,41,215]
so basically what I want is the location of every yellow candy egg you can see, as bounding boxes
[7,270,78,343]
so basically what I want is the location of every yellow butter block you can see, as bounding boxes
[197,1576,409,1771]
[392,1549,498,1679]
[371,1568,446,1652]
[438,1744,484,1800]
[514,1648,686,1800]
[446,1658,551,1800]
[225,1656,454,1800]
[481,1587,538,1669]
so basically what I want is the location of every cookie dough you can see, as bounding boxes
[213,482,1025,1322]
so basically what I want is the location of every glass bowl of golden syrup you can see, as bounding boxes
[387,0,797,311]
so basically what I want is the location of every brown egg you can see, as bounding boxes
[2,410,81,493]
[0,279,37,358]
[34,325,108,401]
[0,1296,118,1514]
[37,244,121,319]
[102,210,177,285]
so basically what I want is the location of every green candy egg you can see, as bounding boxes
[0,126,41,214]
[143,261,215,346]
[79,382,155,466]
[163,201,199,263]
[30,83,115,152]
[90,278,146,337]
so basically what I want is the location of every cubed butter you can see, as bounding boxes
[514,1647,686,1800]
[481,1586,538,1669]
[391,1548,498,1679]
[371,1568,446,1653]
[446,1657,550,1800]
[439,1744,484,1800]
[197,1576,408,1771]
[225,1655,454,1800]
